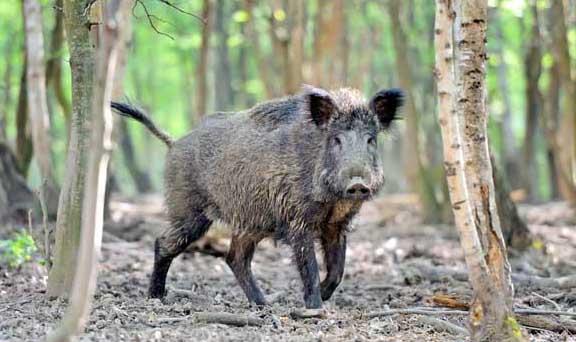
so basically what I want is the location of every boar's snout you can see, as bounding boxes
[344,177,371,200]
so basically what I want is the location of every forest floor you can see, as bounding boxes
[1,194,576,341]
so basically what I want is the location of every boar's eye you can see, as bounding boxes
[333,136,342,146]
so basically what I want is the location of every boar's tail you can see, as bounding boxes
[111,102,174,147]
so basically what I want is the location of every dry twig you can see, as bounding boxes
[156,312,264,327]
[415,315,468,336]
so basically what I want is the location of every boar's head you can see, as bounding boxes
[300,86,403,203]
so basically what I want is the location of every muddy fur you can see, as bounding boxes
[112,86,403,308]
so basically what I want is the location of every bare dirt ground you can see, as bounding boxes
[1,195,576,341]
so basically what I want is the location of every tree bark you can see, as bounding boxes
[194,0,213,122]
[388,0,442,223]
[23,0,60,217]
[0,39,14,142]
[213,0,234,110]
[311,0,344,88]
[48,0,97,298]
[522,1,542,202]
[120,119,152,193]
[490,4,519,189]
[15,59,33,176]
[549,0,576,205]
[287,0,305,93]
[47,1,132,341]
[542,62,561,199]
[243,0,278,99]
[492,156,532,251]
[434,1,526,340]
[46,0,72,127]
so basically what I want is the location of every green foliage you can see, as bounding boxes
[0,231,37,268]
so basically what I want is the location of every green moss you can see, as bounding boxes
[0,231,37,268]
[505,315,523,339]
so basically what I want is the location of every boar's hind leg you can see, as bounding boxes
[226,234,266,306]
[290,232,322,309]
[149,212,212,298]
[320,231,346,301]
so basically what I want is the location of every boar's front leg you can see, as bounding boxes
[320,230,346,301]
[290,232,322,309]
[226,234,266,306]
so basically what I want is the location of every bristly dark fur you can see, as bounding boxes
[111,86,403,309]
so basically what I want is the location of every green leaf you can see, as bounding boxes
[233,10,250,23]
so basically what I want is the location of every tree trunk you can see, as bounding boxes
[491,4,519,189]
[47,0,97,298]
[120,119,152,193]
[46,0,72,127]
[549,0,576,205]
[23,0,60,218]
[194,0,213,122]
[311,0,344,88]
[434,1,526,340]
[287,0,305,93]
[492,156,532,251]
[542,62,561,199]
[388,0,442,223]
[243,0,278,99]
[213,0,234,110]
[15,59,33,176]
[522,1,542,202]
[47,1,131,341]
[0,39,14,142]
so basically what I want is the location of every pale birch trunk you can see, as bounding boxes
[23,0,60,216]
[47,1,132,340]
[434,1,526,340]
[47,0,97,298]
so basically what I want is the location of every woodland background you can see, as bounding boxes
[0,0,574,210]
[1,0,576,341]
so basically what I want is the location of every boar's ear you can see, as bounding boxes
[369,88,404,129]
[301,85,337,127]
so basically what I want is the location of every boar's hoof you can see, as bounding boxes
[148,286,167,299]
[290,308,326,320]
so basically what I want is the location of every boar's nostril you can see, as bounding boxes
[345,182,370,199]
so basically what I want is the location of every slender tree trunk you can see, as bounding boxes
[244,0,277,99]
[388,0,442,223]
[23,0,60,217]
[213,0,234,110]
[46,0,72,126]
[491,5,519,188]
[312,0,343,88]
[194,0,213,121]
[120,119,152,193]
[287,0,305,93]
[549,0,576,205]
[0,39,14,141]
[48,0,97,298]
[542,62,561,199]
[522,1,542,202]
[434,1,526,340]
[47,1,132,341]
[15,60,33,176]
[492,156,532,250]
